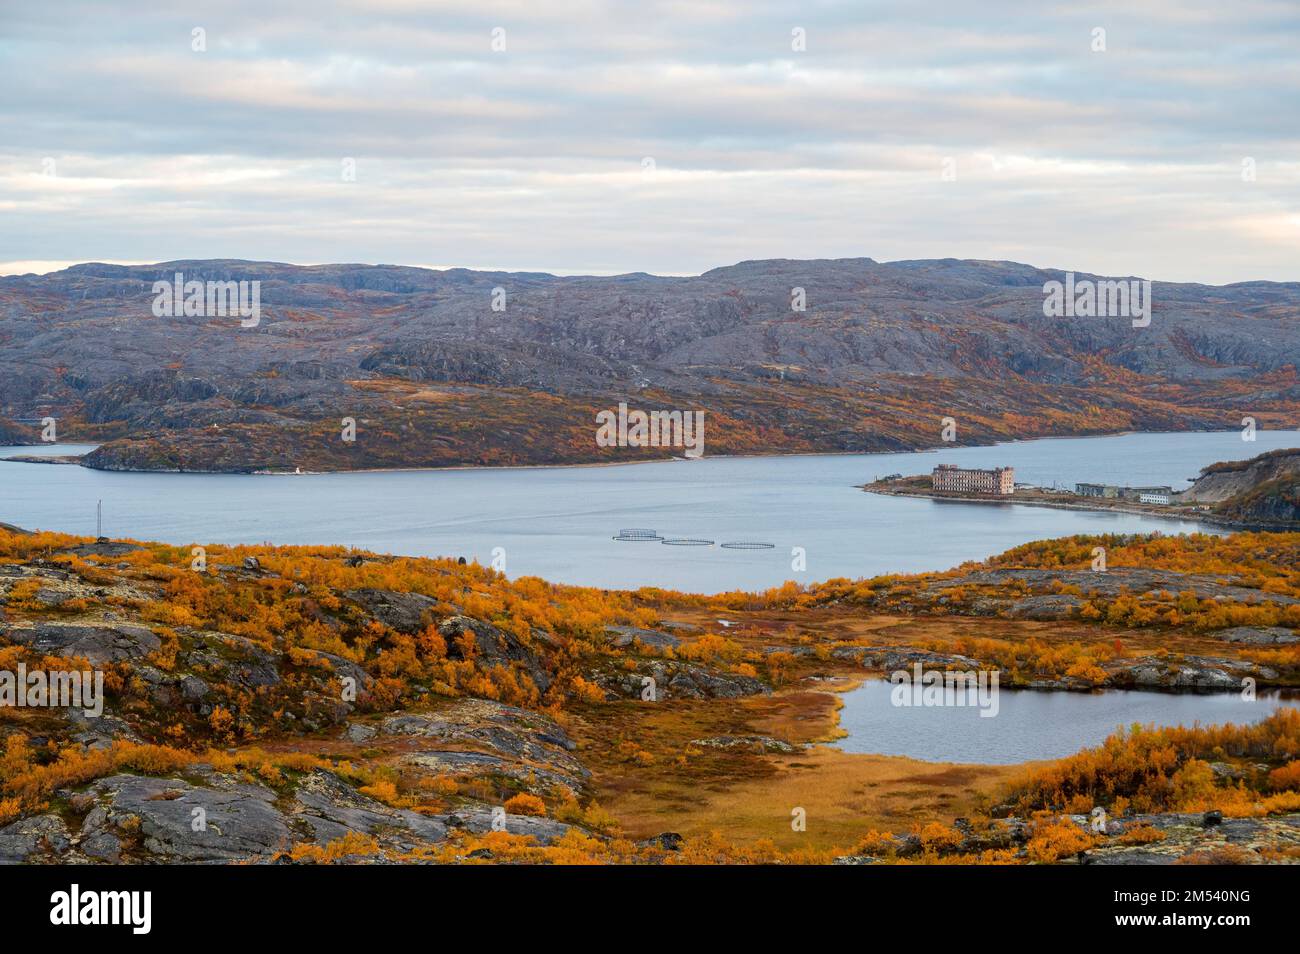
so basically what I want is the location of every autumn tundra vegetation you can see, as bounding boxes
[0,525,1298,864]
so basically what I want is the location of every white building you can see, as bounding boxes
[1139,492,1171,505]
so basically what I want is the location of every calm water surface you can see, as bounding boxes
[835,681,1300,763]
[2,430,1297,592]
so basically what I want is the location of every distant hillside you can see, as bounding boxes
[1183,447,1300,527]
[2,258,1298,472]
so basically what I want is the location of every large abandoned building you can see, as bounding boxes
[931,464,1015,495]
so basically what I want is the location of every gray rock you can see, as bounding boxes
[180,674,210,701]
[1008,594,1083,620]
[3,621,161,664]
[290,770,446,850]
[831,646,981,673]
[83,774,291,863]
[378,699,588,784]
[604,625,681,650]
[345,722,378,743]
[345,588,440,634]
[181,631,282,690]
[58,541,144,558]
[0,814,71,864]
[590,659,767,700]
[1218,626,1299,645]
[443,808,575,845]
[690,735,799,754]
[637,831,684,852]
[438,615,551,692]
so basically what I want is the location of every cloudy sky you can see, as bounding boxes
[2,1,1297,282]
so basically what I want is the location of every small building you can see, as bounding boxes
[1139,492,1171,505]
[1120,485,1174,502]
[932,464,1015,495]
[1076,483,1119,498]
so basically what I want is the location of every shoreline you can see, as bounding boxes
[863,485,1294,532]
[1,426,1288,477]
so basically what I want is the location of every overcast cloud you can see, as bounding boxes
[1,0,1297,282]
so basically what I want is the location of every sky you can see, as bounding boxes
[1,0,1297,283]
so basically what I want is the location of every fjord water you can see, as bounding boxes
[2,430,1298,592]
[834,681,1300,764]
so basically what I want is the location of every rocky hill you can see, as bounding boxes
[1181,447,1300,528]
[1,258,1298,471]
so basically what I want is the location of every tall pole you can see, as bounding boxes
[96,499,102,538]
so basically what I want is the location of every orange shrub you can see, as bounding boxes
[504,793,546,816]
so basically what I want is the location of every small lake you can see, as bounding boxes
[1,430,1298,592]
[833,680,1300,764]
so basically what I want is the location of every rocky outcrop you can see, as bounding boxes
[1218,626,1299,645]
[603,625,681,651]
[344,588,441,634]
[364,698,589,797]
[831,646,981,672]
[442,809,576,845]
[438,616,552,692]
[1104,654,1276,691]
[1083,812,1300,865]
[931,567,1299,607]
[1008,594,1083,620]
[1176,449,1300,528]
[77,773,292,863]
[1182,448,1300,503]
[0,814,72,864]
[2,621,161,664]
[833,812,1300,865]
[689,735,800,754]
[291,770,447,850]
[588,659,767,700]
